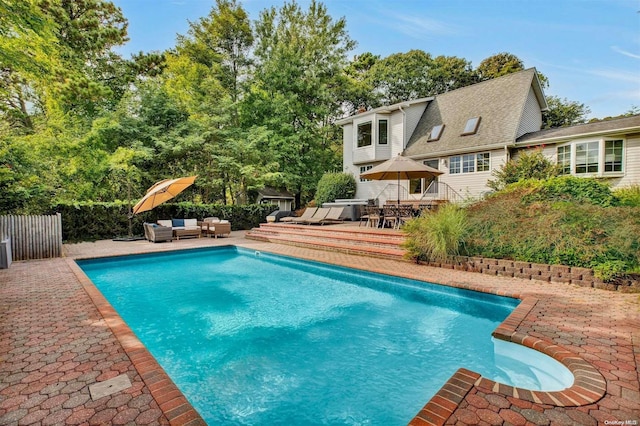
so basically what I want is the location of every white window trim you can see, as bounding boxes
[377,118,389,145]
[359,164,374,182]
[355,114,390,149]
[556,138,625,177]
[449,152,491,174]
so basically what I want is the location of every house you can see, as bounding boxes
[338,68,640,204]
[256,187,295,211]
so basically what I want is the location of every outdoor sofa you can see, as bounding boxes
[157,219,202,240]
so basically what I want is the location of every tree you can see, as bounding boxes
[0,0,60,133]
[168,0,258,204]
[248,0,355,206]
[342,52,380,114]
[543,95,590,128]
[477,52,524,80]
[367,50,433,105]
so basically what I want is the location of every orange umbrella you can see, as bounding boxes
[132,175,197,214]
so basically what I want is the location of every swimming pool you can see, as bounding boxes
[78,246,573,425]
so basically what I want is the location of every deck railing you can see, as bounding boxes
[0,214,63,261]
[420,181,463,204]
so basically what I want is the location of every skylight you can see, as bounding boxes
[462,117,481,135]
[428,124,444,141]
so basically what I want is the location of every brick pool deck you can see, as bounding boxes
[1,232,639,425]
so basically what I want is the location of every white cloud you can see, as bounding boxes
[611,46,640,60]
[384,13,460,39]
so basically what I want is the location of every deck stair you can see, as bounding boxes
[245,223,407,260]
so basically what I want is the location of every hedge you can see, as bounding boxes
[50,201,276,242]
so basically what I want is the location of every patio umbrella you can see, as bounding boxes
[132,175,197,214]
[360,155,442,204]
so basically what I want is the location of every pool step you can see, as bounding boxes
[245,223,407,260]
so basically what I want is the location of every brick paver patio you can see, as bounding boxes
[1,231,639,425]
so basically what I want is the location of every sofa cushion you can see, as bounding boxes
[172,218,184,227]
[157,220,172,228]
[184,218,197,227]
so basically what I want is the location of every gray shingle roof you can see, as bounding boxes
[404,68,540,158]
[516,114,640,144]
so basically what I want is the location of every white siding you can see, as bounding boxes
[439,149,508,199]
[513,135,640,189]
[608,134,640,188]
[404,103,427,148]
[516,88,543,138]
[342,123,353,172]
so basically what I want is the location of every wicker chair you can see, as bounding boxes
[200,217,232,238]
[143,223,173,243]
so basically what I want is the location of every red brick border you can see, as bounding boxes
[66,259,206,426]
[67,248,609,426]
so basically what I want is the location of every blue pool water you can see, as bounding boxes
[78,247,572,425]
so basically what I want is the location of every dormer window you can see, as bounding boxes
[428,124,444,142]
[462,117,481,135]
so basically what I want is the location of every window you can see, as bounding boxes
[357,122,372,147]
[462,117,481,135]
[557,145,571,175]
[605,139,623,172]
[449,156,461,174]
[428,124,444,141]
[556,139,624,176]
[476,153,490,171]
[378,119,388,145]
[449,152,490,174]
[462,154,475,173]
[575,141,599,174]
[359,165,373,182]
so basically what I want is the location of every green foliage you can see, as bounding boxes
[314,172,357,206]
[52,202,276,242]
[477,52,524,80]
[367,50,477,105]
[402,204,468,263]
[519,176,619,207]
[614,185,640,207]
[465,184,640,278]
[543,95,590,129]
[592,261,628,282]
[487,149,559,191]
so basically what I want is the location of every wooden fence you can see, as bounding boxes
[0,214,63,261]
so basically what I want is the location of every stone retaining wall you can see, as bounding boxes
[422,256,640,292]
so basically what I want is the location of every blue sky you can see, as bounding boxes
[112,0,640,119]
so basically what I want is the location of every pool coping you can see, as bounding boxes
[67,258,206,426]
[68,245,607,426]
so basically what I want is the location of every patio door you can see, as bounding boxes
[423,159,439,196]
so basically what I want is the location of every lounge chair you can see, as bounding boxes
[306,207,344,225]
[281,207,317,223]
[299,207,330,224]
[143,223,173,243]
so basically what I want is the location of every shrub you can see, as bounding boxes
[315,172,357,206]
[487,149,559,191]
[402,204,468,262]
[615,185,640,207]
[50,202,276,242]
[465,186,640,276]
[521,176,619,207]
